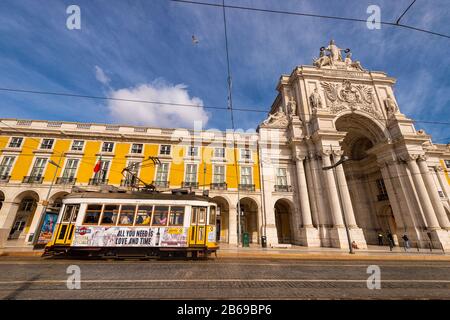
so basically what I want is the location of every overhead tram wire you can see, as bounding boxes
[221,0,242,247]
[396,0,417,25]
[169,0,450,40]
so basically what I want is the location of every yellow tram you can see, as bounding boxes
[44,190,219,259]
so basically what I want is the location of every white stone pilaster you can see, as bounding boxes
[417,158,450,230]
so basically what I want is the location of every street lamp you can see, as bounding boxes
[322,155,355,254]
[32,155,62,248]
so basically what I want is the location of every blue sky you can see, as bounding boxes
[0,0,449,142]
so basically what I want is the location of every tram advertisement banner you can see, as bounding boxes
[72,226,188,247]
[36,211,58,245]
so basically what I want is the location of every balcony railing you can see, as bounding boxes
[152,180,169,188]
[377,193,389,201]
[23,176,44,184]
[56,177,77,185]
[0,175,11,182]
[274,185,292,192]
[239,184,255,191]
[210,182,227,190]
[182,181,199,189]
[120,179,144,187]
[89,178,108,186]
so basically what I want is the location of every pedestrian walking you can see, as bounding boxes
[402,234,410,251]
[377,232,383,246]
[387,231,394,251]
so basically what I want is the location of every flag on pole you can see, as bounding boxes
[94,157,102,173]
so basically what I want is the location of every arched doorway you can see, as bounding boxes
[212,196,230,243]
[274,199,293,244]
[8,191,40,241]
[335,113,397,245]
[238,197,259,244]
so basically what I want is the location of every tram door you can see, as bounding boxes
[190,206,207,246]
[54,204,79,245]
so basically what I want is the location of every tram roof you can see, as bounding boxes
[63,191,216,203]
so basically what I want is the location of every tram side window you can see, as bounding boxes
[135,205,153,225]
[152,206,169,226]
[83,205,102,224]
[101,205,120,225]
[209,206,216,226]
[119,205,136,225]
[169,206,184,226]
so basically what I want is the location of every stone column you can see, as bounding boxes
[25,203,45,243]
[228,205,238,244]
[295,156,313,227]
[309,154,329,227]
[322,152,344,227]
[304,157,319,227]
[406,157,441,230]
[417,157,450,230]
[333,154,357,228]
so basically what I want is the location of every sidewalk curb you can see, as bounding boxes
[216,252,450,261]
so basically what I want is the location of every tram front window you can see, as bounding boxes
[101,205,120,225]
[152,206,169,226]
[209,206,216,225]
[169,206,184,226]
[84,205,102,224]
[135,205,153,225]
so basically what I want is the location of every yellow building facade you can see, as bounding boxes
[0,119,267,248]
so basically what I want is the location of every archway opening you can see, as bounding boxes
[8,191,40,241]
[335,113,397,245]
[238,197,259,244]
[274,199,293,244]
[212,196,230,243]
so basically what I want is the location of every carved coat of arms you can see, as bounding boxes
[320,80,380,118]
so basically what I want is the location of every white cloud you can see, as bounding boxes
[95,65,110,85]
[107,80,209,128]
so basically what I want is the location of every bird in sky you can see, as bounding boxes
[192,35,199,45]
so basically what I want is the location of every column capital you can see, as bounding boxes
[295,154,307,162]
[400,154,422,162]
[416,154,427,162]
[434,165,444,172]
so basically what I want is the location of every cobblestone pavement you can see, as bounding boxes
[0,257,449,299]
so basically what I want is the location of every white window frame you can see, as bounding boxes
[154,162,170,183]
[184,163,198,183]
[8,137,23,148]
[0,156,16,177]
[213,164,226,184]
[93,159,110,181]
[187,146,199,157]
[240,166,253,185]
[71,140,85,151]
[159,144,171,156]
[130,143,143,154]
[214,147,225,158]
[240,148,252,161]
[275,167,288,186]
[29,157,48,178]
[62,158,79,179]
[101,142,115,153]
[40,138,54,150]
